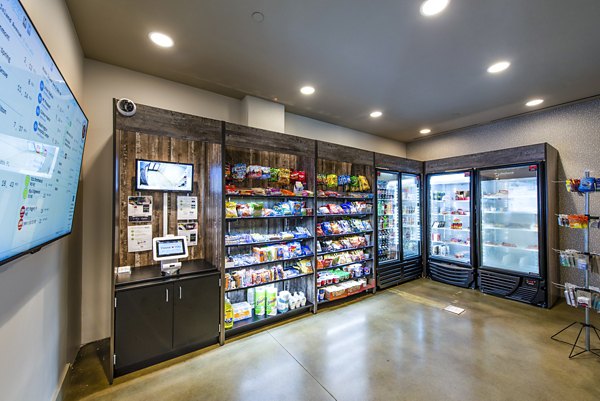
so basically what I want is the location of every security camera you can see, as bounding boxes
[116,98,136,117]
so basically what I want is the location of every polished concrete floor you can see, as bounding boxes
[66,279,600,401]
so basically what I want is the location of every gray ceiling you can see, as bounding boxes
[66,0,600,142]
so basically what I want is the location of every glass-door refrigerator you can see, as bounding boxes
[376,171,423,288]
[427,171,475,288]
[477,164,546,306]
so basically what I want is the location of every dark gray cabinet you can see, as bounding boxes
[173,275,220,349]
[114,273,220,375]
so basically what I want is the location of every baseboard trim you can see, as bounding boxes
[51,363,70,401]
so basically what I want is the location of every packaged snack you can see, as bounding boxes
[280,202,292,215]
[326,174,338,188]
[316,225,325,237]
[266,187,282,196]
[278,168,291,185]
[246,165,263,179]
[262,208,275,217]
[226,201,238,218]
[329,221,342,234]
[579,177,596,192]
[252,187,266,196]
[237,203,253,217]
[239,188,253,196]
[270,168,280,182]
[566,179,581,192]
[338,175,351,186]
[250,202,263,217]
[288,200,303,215]
[261,166,271,180]
[318,206,330,215]
[225,184,239,195]
[340,202,353,214]
[349,176,359,192]
[224,163,232,181]
[232,163,247,181]
[297,171,306,184]
[321,222,333,235]
[290,170,299,182]
[294,181,304,194]
[358,175,370,192]
[317,174,327,186]
[281,189,295,196]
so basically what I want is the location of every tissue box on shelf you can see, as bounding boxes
[232,302,253,322]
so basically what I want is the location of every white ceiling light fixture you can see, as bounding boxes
[487,61,510,74]
[420,0,450,17]
[525,98,544,107]
[300,86,315,95]
[370,111,383,118]
[149,32,174,48]
[420,128,432,134]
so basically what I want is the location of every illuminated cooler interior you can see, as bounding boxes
[401,174,421,259]
[377,172,399,262]
[428,172,471,264]
[479,166,540,275]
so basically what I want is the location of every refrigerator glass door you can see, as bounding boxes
[479,165,540,275]
[402,174,421,259]
[377,171,400,263]
[429,172,472,264]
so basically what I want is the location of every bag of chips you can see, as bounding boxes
[317,174,327,185]
[247,165,263,179]
[349,176,359,191]
[232,163,247,181]
[326,174,338,188]
[270,168,280,182]
[225,201,237,218]
[358,175,370,192]
[261,166,271,180]
[278,168,291,185]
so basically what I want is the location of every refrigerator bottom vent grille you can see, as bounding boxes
[508,286,538,303]
[479,271,519,296]
[429,261,474,288]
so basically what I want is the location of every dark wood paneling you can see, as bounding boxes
[424,143,547,174]
[114,101,222,144]
[317,141,374,166]
[225,123,315,156]
[374,153,423,174]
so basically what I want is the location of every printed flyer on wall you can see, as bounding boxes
[177,196,198,220]
[128,196,153,222]
[177,222,198,246]
[127,225,153,252]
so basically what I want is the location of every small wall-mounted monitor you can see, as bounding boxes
[152,236,189,261]
[135,159,193,192]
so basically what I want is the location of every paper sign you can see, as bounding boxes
[127,225,153,252]
[443,305,465,315]
[128,196,153,222]
[178,222,198,246]
[177,196,198,220]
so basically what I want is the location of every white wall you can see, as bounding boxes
[0,0,84,400]
[285,113,407,156]
[81,59,407,344]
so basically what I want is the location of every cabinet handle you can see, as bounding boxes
[166,288,169,302]
[179,286,182,300]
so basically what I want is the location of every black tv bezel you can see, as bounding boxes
[0,0,89,268]
[135,159,195,193]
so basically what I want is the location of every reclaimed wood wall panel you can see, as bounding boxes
[115,102,222,144]
[225,123,315,157]
[317,141,374,166]
[374,153,423,174]
[425,143,547,174]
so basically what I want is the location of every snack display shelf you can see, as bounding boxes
[225,273,314,293]
[482,226,538,232]
[317,245,373,256]
[317,258,374,271]
[225,236,314,248]
[317,213,373,218]
[225,302,313,338]
[226,254,314,270]
[317,230,373,239]
[483,244,539,252]
[226,215,312,221]
[226,194,314,199]
[318,282,376,304]
[317,196,373,201]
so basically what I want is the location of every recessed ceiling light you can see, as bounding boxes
[370,111,383,118]
[420,0,450,17]
[420,128,432,134]
[525,98,544,107]
[487,61,510,74]
[300,86,315,95]
[149,32,174,48]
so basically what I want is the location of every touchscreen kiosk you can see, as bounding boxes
[153,235,189,275]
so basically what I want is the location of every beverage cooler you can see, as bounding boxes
[376,170,422,288]
[425,143,559,307]
[477,164,547,306]
[426,171,476,288]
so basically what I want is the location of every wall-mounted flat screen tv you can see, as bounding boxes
[135,160,194,192]
[0,0,88,266]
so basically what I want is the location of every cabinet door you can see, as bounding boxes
[173,274,220,349]
[115,283,173,370]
